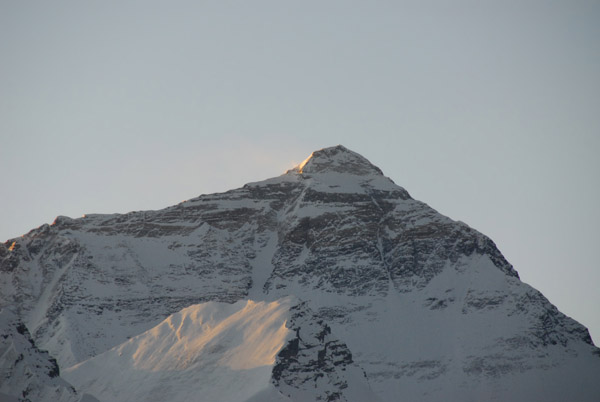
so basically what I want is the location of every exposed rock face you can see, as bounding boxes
[0,309,96,402]
[272,302,377,402]
[1,145,599,401]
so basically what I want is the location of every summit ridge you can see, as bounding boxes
[293,145,384,176]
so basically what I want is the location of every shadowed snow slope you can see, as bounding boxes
[64,299,293,402]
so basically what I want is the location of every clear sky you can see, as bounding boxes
[1,1,599,343]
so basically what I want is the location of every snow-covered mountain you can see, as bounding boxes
[1,145,599,401]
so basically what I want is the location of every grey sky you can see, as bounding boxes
[1,1,599,342]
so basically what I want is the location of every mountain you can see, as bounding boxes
[1,145,599,401]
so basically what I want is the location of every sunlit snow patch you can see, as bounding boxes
[64,298,294,402]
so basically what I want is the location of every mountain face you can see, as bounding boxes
[1,145,599,401]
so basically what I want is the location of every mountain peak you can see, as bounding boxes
[294,145,383,176]
[4,145,600,402]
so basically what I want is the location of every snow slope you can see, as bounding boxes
[63,299,293,402]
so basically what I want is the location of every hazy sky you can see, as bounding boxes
[1,1,599,342]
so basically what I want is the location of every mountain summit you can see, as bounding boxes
[292,145,384,176]
[1,146,599,402]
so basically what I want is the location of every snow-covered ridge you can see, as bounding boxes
[63,299,294,402]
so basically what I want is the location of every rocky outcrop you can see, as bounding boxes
[272,302,374,401]
[0,309,97,402]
